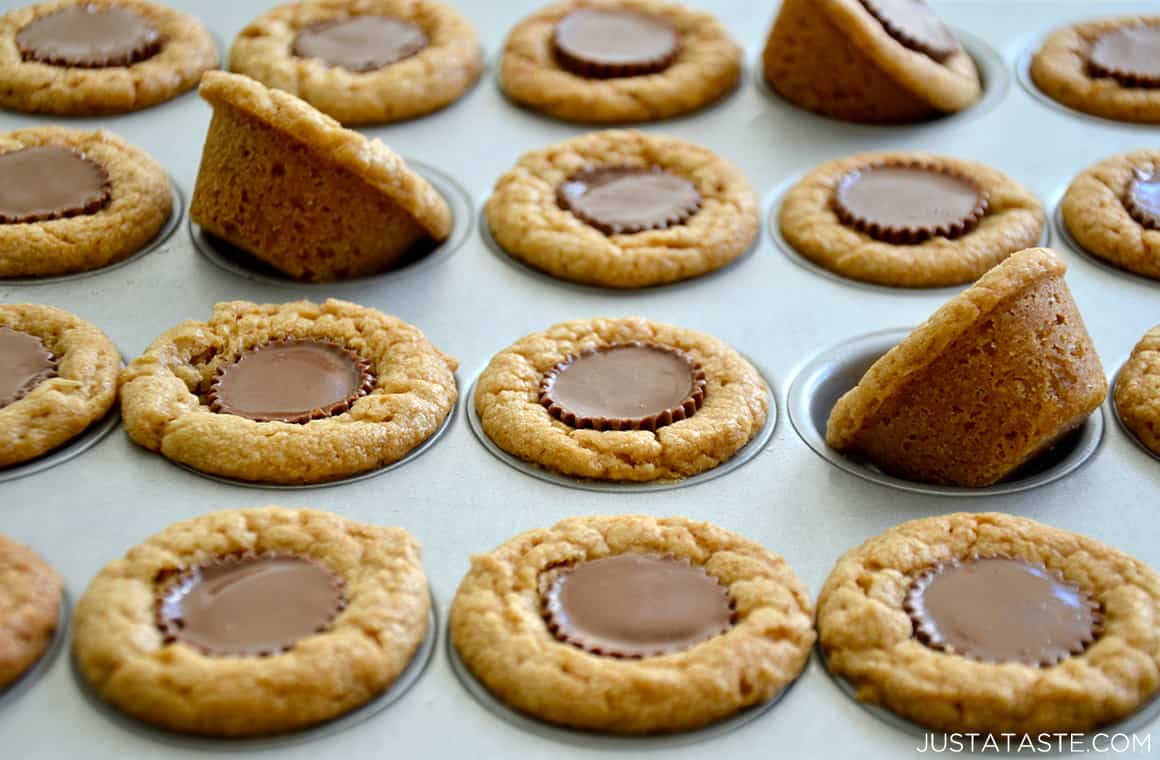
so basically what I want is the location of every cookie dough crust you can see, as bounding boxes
[0,535,62,689]
[0,127,172,278]
[474,317,768,482]
[818,512,1160,734]
[0,304,120,468]
[73,507,430,736]
[1030,16,1160,124]
[229,0,484,125]
[1062,149,1160,280]
[0,0,217,115]
[780,151,1045,288]
[451,515,815,734]
[486,130,759,288]
[119,299,458,484]
[1115,325,1160,457]
[499,0,742,124]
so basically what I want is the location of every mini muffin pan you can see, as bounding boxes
[2,2,1158,758]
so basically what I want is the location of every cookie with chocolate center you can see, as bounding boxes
[291,15,428,73]
[552,8,677,79]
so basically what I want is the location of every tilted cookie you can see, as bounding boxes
[119,299,458,485]
[0,304,120,468]
[818,512,1160,733]
[0,126,172,278]
[762,0,981,124]
[486,130,758,288]
[1031,16,1160,124]
[1115,324,1160,457]
[779,150,1044,288]
[0,0,216,115]
[827,249,1106,487]
[451,514,814,733]
[474,316,767,482]
[190,71,452,282]
[1062,149,1160,281]
[73,506,430,736]
[0,534,62,690]
[499,0,742,124]
[230,0,483,125]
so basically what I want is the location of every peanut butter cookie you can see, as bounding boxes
[1061,149,1160,281]
[1031,16,1160,124]
[499,0,741,124]
[451,514,814,734]
[0,126,172,278]
[73,506,430,736]
[230,0,483,125]
[486,130,758,288]
[0,304,120,469]
[0,534,62,690]
[1115,325,1160,458]
[474,317,768,482]
[818,512,1160,734]
[780,151,1045,288]
[762,0,981,124]
[119,299,457,485]
[0,0,216,115]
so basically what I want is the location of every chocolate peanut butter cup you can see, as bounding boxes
[552,8,678,79]
[156,553,346,657]
[859,0,960,62]
[208,339,374,424]
[540,342,707,432]
[16,5,162,68]
[905,556,1102,667]
[0,146,110,225]
[557,166,701,236]
[833,161,988,244]
[291,15,429,74]
[1125,168,1160,230]
[1089,24,1160,89]
[543,553,734,658]
[0,326,57,408]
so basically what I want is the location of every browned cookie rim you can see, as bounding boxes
[551,8,679,80]
[903,554,1104,667]
[15,4,163,69]
[832,159,989,245]
[207,338,375,424]
[539,341,707,432]
[1087,23,1160,89]
[556,165,703,236]
[0,145,112,225]
[0,326,59,408]
[858,0,961,63]
[1124,167,1160,230]
[154,551,348,658]
[541,552,735,659]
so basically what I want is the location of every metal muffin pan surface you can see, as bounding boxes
[1,2,1158,759]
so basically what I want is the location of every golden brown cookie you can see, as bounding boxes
[0,0,217,115]
[818,512,1160,734]
[119,299,458,485]
[486,130,758,288]
[0,304,120,469]
[780,151,1045,288]
[1115,325,1160,457]
[474,317,768,482]
[0,127,172,278]
[1030,16,1160,124]
[73,506,430,736]
[0,534,62,690]
[499,0,742,124]
[229,0,483,125]
[1061,149,1160,281]
[190,71,452,282]
[827,248,1106,487]
[451,514,814,734]
[762,0,981,124]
